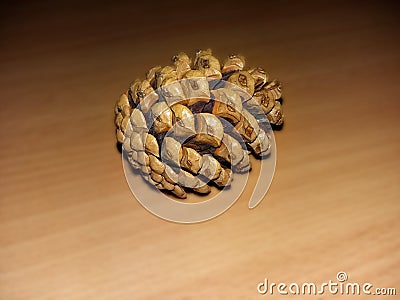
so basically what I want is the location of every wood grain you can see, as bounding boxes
[1,0,399,299]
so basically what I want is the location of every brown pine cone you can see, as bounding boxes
[114,49,284,198]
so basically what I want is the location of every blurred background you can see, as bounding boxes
[1,0,399,299]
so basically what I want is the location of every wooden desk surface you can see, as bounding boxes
[1,1,399,299]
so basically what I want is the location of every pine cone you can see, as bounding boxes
[114,49,284,198]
